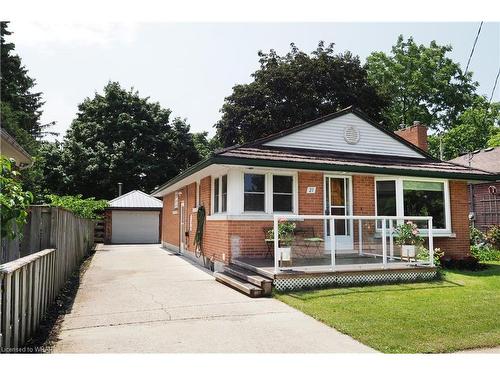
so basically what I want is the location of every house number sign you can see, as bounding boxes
[306,186,316,194]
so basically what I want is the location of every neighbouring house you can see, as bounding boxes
[449,147,500,231]
[104,190,163,244]
[0,128,33,168]
[152,107,496,295]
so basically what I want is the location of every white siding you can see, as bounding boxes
[264,113,424,159]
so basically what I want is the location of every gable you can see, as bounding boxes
[109,190,163,208]
[263,112,425,159]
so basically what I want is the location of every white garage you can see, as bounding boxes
[105,190,163,244]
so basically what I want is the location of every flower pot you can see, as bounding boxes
[401,245,416,259]
[279,247,292,267]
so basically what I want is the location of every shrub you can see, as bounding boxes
[485,225,500,250]
[441,255,486,271]
[416,246,444,267]
[0,157,33,239]
[470,225,485,245]
[46,194,108,219]
[470,243,500,262]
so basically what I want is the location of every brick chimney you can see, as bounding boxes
[394,121,428,152]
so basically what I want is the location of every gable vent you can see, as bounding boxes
[344,126,360,145]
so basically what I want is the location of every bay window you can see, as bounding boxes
[375,178,449,231]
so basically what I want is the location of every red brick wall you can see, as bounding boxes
[435,180,470,259]
[394,124,428,151]
[353,175,375,215]
[160,172,471,263]
[298,171,324,214]
[162,191,180,247]
[202,220,230,262]
[104,210,112,244]
[469,182,500,231]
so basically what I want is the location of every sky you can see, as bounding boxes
[10,22,500,140]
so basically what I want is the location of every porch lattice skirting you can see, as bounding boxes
[273,268,438,291]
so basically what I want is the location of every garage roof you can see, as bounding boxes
[109,190,163,209]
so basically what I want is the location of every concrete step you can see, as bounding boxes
[223,265,273,295]
[214,271,264,298]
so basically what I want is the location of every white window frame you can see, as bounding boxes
[173,191,179,210]
[211,174,228,215]
[271,173,296,214]
[240,170,298,215]
[374,176,452,234]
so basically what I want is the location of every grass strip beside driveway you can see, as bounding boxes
[275,262,500,353]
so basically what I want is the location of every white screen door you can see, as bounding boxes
[325,176,353,252]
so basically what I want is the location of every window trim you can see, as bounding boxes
[243,172,267,213]
[240,170,298,214]
[374,176,451,233]
[211,174,228,215]
[271,174,295,213]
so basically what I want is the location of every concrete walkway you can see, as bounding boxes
[53,244,375,353]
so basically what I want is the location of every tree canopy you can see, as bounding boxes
[0,22,51,153]
[215,42,387,147]
[366,35,478,131]
[428,98,500,160]
[58,82,201,199]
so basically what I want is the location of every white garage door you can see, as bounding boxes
[112,210,160,244]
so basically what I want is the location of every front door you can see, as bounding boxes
[325,176,353,252]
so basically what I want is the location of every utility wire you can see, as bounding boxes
[465,21,483,75]
[488,66,500,104]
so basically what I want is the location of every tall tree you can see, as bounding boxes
[427,97,500,160]
[215,42,387,147]
[0,21,50,151]
[60,82,201,199]
[192,131,221,159]
[366,35,478,131]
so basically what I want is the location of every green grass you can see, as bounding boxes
[275,262,500,353]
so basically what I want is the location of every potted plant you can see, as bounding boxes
[394,221,424,260]
[267,218,296,265]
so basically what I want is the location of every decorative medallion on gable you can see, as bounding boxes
[343,125,360,145]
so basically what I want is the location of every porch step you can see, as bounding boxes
[223,264,273,295]
[214,272,264,298]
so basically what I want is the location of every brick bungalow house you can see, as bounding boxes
[152,107,496,295]
[449,147,500,232]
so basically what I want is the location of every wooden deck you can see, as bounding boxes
[232,253,434,280]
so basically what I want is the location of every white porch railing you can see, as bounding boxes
[272,215,434,274]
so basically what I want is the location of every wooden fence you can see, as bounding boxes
[1,206,54,264]
[0,207,94,350]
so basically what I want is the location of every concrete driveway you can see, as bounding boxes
[53,244,375,353]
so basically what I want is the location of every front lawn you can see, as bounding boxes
[275,262,500,353]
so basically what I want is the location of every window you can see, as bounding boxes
[213,178,220,214]
[221,175,227,212]
[273,175,293,212]
[244,173,265,211]
[213,175,227,214]
[376,180,396,216]
[403,181,445,229]
[375,178,449,231]
[174,192,179,210]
